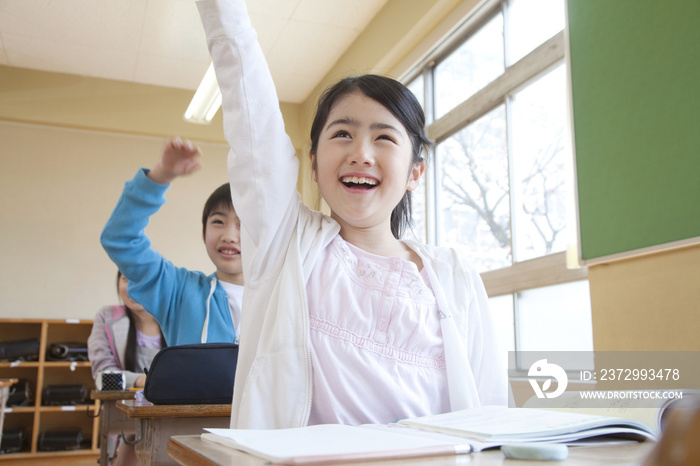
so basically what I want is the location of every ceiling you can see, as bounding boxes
[0,0,389,104]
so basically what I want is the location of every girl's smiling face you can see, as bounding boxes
[312,91,424,233]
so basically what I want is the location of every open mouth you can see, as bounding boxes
[340,175,378,190]
[218,248,240,257]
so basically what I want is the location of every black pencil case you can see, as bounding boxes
[143,342,238,405]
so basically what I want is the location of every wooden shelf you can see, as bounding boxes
[0,362,40,369]
[0,318,99,459]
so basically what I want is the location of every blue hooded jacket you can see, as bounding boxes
[101,169,237,345]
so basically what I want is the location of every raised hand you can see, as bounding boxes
[148,137,203,185]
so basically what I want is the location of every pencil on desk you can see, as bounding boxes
[279,443,472,465]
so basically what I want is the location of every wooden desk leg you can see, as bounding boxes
[99,400,111,466]
[136,417,230,466]
[99,400,138,465]
[134,418,151,466]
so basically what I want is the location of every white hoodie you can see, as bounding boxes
[197,0,508,429]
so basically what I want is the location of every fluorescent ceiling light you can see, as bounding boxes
[184,63,221,124]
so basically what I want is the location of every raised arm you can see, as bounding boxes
[100,138,201,324]
[197,0,300,276]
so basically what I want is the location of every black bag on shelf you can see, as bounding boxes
[6,379,33,407]
[38,429,84,451]
[46,342,89,361]
[0,428,25,454]
[42,384,87,405]
[143,342,238,405]
[0,338,40,361]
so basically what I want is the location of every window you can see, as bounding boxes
[405,0,591,371]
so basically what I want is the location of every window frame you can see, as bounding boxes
[402,0,587,298]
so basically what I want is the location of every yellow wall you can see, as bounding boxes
[589,244,700,351]
[0,65,226,144]
[0,121,229,319]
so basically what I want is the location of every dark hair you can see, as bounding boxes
[309,74,433,239]
[202,183,234,237]
[117,271,166,372]
[116,271,138,372]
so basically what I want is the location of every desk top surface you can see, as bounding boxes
[168,435,656,466]
[117,399,231,418]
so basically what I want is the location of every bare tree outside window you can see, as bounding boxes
[437,105,511,272]
[403,0,591,361]
[511,64,572,262]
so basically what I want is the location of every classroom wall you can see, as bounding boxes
[0,121,229,319]
[589,244,700,351]
[0,65,309,152]
[0,65,226,144]
[565,0,700,351]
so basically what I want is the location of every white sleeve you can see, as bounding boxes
[466,269,509,406]
[197,0,300,282]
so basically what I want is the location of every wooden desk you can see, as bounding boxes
[91,389,137,466]
[168,435,656,466]
[117,399,231,466]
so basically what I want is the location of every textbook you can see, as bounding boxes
[202,404,666,464]
[399,390,696,448]
[397,404,657,449]
[202,424,472,464]
[519,389,691,437]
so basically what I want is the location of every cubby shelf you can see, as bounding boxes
[0,318,99,460]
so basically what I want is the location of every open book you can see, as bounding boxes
[201,402,672,464]
[397,404,657,450]
[519,389,690,437]
[400,390,697,450]
[202,423,472,465]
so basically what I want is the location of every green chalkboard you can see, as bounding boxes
[567,0,700,263]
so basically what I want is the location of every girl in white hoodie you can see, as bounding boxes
[198,0,508,429]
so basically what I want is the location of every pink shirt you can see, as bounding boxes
[307,236,450,425]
